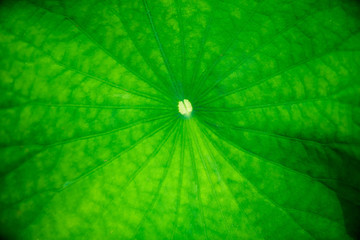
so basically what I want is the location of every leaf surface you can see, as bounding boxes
[0,0,360,239]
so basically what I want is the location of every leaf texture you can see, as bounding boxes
[0,0,360,239]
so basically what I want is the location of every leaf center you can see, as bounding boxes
[178,99,193,117]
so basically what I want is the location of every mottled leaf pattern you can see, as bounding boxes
[0,0,360,239]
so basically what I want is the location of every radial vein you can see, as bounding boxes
[142,0,179,97]
[133,120,182,238]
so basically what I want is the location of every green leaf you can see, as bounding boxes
[1,0,360,239]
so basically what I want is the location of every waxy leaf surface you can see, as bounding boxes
[0,0,360,239]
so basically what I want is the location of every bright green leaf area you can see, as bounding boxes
[1,0,360,239]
